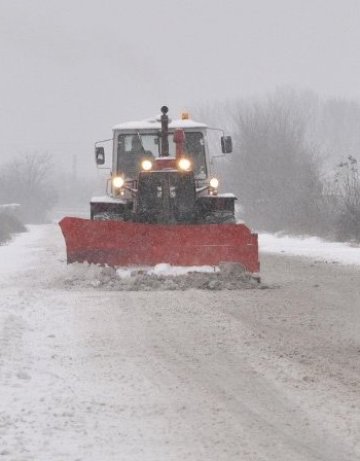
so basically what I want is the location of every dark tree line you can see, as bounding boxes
[195,88,360,241]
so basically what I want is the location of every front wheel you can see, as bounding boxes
[93,212,125,221]
[202,212,236,224]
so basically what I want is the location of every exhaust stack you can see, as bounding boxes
[160,105,169,157]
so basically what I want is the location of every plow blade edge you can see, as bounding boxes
[59,217,260,273]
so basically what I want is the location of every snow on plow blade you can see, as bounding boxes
[59,217,260,273]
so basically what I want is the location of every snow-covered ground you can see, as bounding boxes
[1,224,360,460]
[260,233,360,266]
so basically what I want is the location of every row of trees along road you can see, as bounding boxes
[195,88,360,241]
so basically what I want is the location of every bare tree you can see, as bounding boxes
[332,156,360,241]
[0,153,58,223]
[227,90,322,232]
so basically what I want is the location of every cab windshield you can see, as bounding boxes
[116,132,207,178]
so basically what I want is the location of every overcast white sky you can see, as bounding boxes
[1,0,360,171]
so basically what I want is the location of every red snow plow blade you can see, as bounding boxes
[59,217,259,273]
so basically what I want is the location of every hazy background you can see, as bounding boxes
[1,0,360,239]
[1,0,360,173]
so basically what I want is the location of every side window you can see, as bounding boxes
[117,135,132,155]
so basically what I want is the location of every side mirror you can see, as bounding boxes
[95,146,105,165]
[221,136,233,154]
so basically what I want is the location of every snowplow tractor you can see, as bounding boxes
[59,107,260,272]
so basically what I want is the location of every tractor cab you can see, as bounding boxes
[110,111,211,180]
[92,107,235,224]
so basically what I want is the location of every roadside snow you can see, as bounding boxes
[260,233,360,266]
[0,225,45,275]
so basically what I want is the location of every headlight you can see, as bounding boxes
[178,158,191,171]
[141,159,153,171]
[210,177,219,189]
[112,176,124,188]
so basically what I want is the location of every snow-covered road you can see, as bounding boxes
[1,224,360,460]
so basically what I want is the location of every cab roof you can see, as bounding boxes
[112,116,207,131]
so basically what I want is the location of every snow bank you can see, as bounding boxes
[116,263,219,279]
[260,233,360,266]
[63,263,259,291]
[0,225,41,274]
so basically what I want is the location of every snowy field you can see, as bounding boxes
[1,224,360,460]
[260,233,360,266]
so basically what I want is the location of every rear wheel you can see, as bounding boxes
[90,201,133,221]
